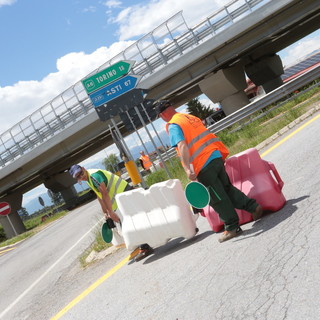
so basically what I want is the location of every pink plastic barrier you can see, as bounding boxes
[201,148,286,232]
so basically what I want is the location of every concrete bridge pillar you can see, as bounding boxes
[0,193,26,239]
[245,54,284,93]
[44,172,78,209]
[199,64,249,115]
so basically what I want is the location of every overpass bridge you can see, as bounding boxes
[1,0,320,237]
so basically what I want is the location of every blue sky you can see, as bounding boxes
[0,0,319,210]
[0,0,128,86]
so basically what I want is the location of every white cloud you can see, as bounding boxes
[0,41,133,133]
[111,0,230,41]
[80,144,120,168]
[198,95,221,111]
[22,184,47,204]
[280,33,320,68]
[82,6,96,13]
[103,0,122,9]
[0,0,16,8]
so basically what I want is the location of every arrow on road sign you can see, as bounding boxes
[88,74,142,108]
[0,202,11,216]
[82,60,135,94]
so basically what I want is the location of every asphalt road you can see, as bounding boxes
[0,200,104,319]
[1,109,319,320]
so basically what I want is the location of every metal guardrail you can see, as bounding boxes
[207,64,320,135]
[0,0,269,168]
[157,64,320,164]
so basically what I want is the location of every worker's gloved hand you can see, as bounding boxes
[106,218,116,229]
[109,211,121,223]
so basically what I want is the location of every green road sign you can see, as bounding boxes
[82,60,135,94]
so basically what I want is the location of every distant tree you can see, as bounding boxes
[18,207,29,218]
[186,98,214,120]
[47,190,63,206]
[103,154,120,173]
[135,158,142,168]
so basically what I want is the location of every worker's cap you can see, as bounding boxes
[154,100,172,116]
[69,164,82,178]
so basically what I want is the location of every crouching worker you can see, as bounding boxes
[69,164,153,262]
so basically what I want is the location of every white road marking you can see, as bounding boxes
[0,220,101,319]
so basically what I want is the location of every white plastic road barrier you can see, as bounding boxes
[115,179,198,251]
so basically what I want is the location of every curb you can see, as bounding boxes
[256,103,320,152]
[0,239,26,251]
[85,244,126,264]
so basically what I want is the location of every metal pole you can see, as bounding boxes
[110,118,147,189]
[125,111,157,172]
[134,106,172,179]
[140,102,174,167]
[6,215,18,237]
[110,120,132,161]
[108,124,127,158]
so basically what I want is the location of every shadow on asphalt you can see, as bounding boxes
[129,196,308,264]
[139,230,214,264]
[236,195,310,240]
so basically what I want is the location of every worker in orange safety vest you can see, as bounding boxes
[139,151,153,172]
[155,100,263,243]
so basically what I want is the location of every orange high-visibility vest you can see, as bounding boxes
[139,154,152,170]
[87,169,127,210]
[166,113,229,175]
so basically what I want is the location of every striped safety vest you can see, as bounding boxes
[140,154,152,170]
[87,169,128,210]
[166,113,229,175]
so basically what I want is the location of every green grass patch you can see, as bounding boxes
[79,229,112,268]
[0,230,36,248]
[146,156,189,188]
[220,88,320,155]
[0,210,69,248]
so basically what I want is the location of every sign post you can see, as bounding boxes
[38,196,45,207]
[0,202,18,236]
[82,60,135,94]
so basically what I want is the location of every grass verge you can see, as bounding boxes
[0,210,68,248]
[79,230,112,268]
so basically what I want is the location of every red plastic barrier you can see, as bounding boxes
[201,148,286,232]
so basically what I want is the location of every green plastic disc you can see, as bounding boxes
[185,181,210,209]
[101,222,113,243]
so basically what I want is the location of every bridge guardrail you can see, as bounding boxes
[208,64,320,135]
[148,65,320,165]
[0,0,270,167]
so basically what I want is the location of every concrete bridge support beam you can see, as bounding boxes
[199,64,249,116]
[0,193,26,239]
[245,54,284,93]
[44,172,78,209]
